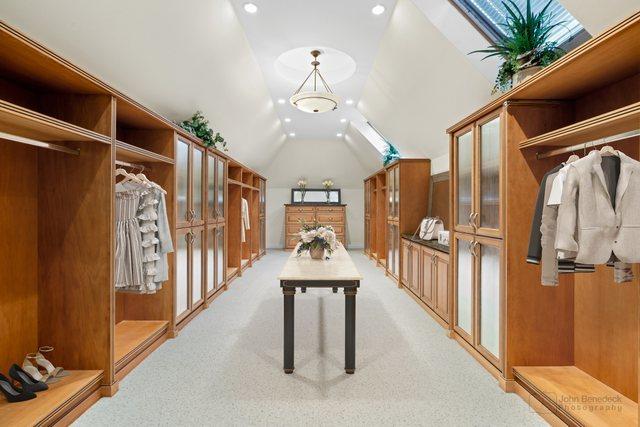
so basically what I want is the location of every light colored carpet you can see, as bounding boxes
[75,251,545,426]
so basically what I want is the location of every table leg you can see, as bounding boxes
[283,286,296,373]
[344,287,357,374]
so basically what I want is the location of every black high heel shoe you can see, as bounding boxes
[0,373,36,403]
[9,364,48,393]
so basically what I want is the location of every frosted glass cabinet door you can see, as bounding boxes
[479,242,501,361]
[176,229,190,319]
[393,225,400,276]
[478,116,501,233]
[387,224,394,274]
[176,139,190,226]
[192,147,204,224]
[455,236,474,338]
[191,228,204,305]
[394,166,399,218]
[456,131,474,231]
[206,227,215,293]
[387,168,394,218]
[207,155,216,222]
[216,226,225,289]
[217,157,225,220]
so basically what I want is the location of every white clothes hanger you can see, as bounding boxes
[599,145,618,156]
[116,168,144,185]
[136,173,167,194]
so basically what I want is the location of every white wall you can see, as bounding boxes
[264,138,377,249]
[0,0,286,172]
[358,0,492,161]
[560,0,639,36]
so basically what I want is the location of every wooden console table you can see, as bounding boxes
[278,244,362,374]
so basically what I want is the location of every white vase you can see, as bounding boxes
[513,66,544,87]
[309,247,324,260]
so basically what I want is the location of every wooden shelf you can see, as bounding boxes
[0,370,103,426]
[520,102,640,149]
[228,178,259,190]
[116,140,174,164]
[227,266,238,279]
[114,320,168,371]
[448,12,640,132]
[514,366,638,426]
[0,99,111,145]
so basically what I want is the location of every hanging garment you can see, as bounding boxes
[527,163,563,264]
[115,185,145,290]
[241,198,250,243]
[138,189,161,293]
[556,150,640,264]
[154,190,173,284]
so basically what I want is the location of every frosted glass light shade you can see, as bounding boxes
[290,91,340,113]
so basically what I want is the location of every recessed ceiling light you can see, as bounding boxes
[289,132,296,137]
[244,3,258,13]
[345,99,354,105]
[337,133,343,137]
[277,98,285,104]
[340,118,347,123]
[372,4,385,15]
[284,117,291,123]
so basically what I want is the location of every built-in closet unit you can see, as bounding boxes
[364,159,431,284]
[226,160,266,284]
[447,12,640,426]
[0,21,267,424]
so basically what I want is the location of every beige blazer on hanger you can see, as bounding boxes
[555,150,640,264]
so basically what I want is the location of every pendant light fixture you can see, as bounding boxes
[290,50,340,113]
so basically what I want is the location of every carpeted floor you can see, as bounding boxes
[75,250,545,426]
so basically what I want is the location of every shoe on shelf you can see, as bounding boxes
[9,364,48,393]
[23,355,58,384]
[0,373,36,403]
[34,346,68,378]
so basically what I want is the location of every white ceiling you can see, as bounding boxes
[230,0,396,141]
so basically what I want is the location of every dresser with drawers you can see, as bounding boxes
[284,204,347,249]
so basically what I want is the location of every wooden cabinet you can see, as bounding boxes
[284,204,347,249]
[204,151,226,301]
[175,227,206,323]
[365,159,430,284]
[453,232,503,368]
[402,238,450,324]
[453,112,502,238]
[176,137,205,228]
[206,225,226,298]
[207,151,226,224]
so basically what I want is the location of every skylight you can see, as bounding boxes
[453,0,585,45]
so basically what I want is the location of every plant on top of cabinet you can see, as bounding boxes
[382,142,400,166]
[177,111,227,150]
[470,0,568,93]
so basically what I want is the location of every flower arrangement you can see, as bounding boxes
[297,221,337,260]
[322,179,334,203]
[298,178,307,202]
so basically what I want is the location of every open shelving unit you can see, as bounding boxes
[0,370,103,426]
[514,366,637,426]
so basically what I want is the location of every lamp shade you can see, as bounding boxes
[290,91,340,113]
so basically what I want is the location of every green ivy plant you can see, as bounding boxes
[382,142,400,166]
[177,111,227,150]
[470,0,567,93]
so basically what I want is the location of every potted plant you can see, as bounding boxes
[177,111,227,150]
[470,0,567,93]
[322,179,334,203]
[382,142,400,166]
[298,179,307,203]
[297,222,338,260]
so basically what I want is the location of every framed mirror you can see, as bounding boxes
[291,188,341,204]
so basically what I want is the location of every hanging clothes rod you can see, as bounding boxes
[115,159,147,171]
[536,129,640,160]
[0,131,80,155]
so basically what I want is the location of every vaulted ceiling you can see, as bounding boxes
[0,0,637,176]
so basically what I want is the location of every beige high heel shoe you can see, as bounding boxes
[22,354,58,384]
[34,346,69,379]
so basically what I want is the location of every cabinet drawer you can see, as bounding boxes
[286,224,303,235]
[317,213,344,223]
[286,212,315,223]
[328,225,344,234]
[285,235,300,248]
[316,206,344,213]
[287,206,315,213]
